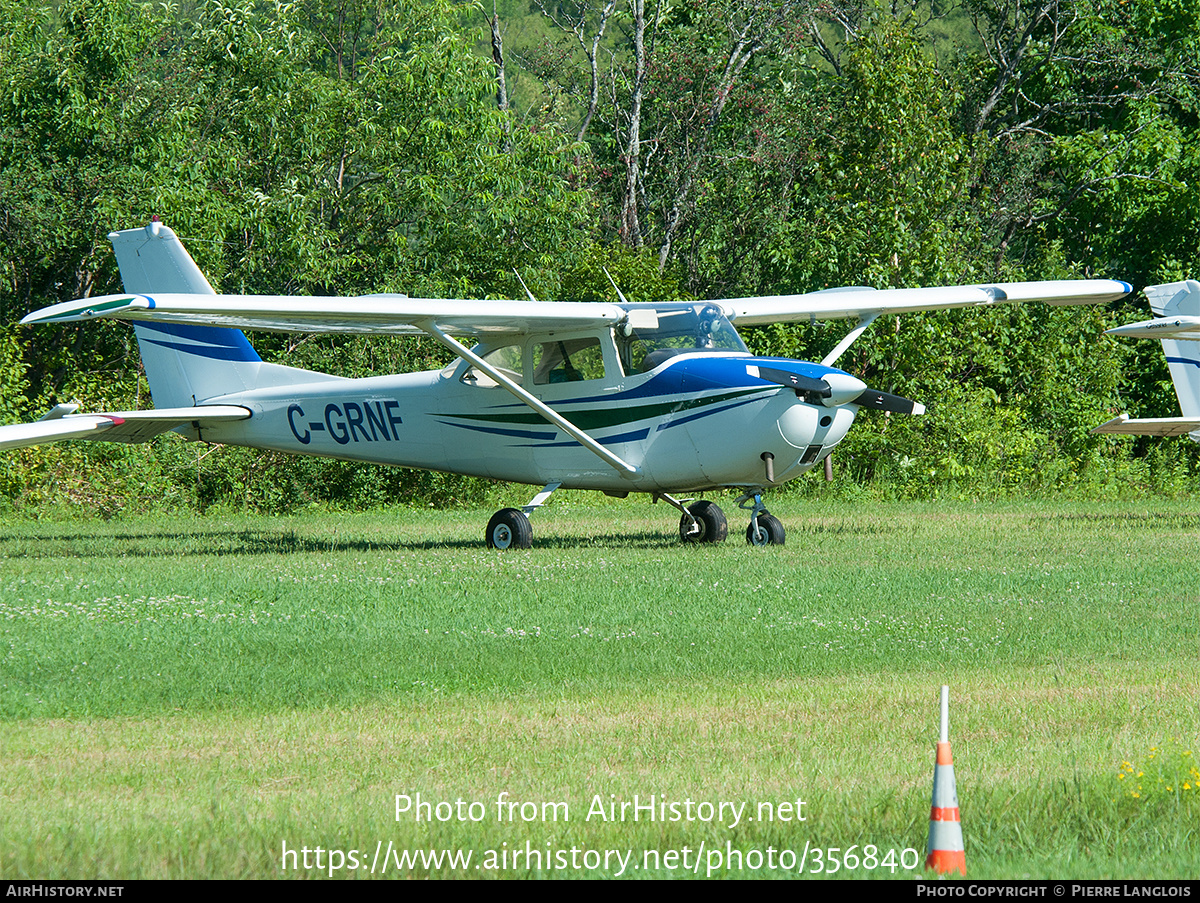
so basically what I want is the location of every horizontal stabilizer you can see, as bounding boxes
[0,414,123,450]
[1091,415,1200,438]
[1105,316,1200,341]
[0,405,250,451]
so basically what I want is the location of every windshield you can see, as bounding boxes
[617,303,747,373]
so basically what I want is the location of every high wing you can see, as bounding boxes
[21,292,626,336]
[0,404,250,451]
[721,280,1131,326]
[22,280,1130,337]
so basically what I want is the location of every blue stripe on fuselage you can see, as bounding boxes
[438,421,557,441]
[481,354,845,411]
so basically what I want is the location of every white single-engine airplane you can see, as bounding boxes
[1093,280,1200,442]
[1,220,1131,548]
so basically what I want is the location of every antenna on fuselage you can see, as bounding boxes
[513,270,538,303]
[603,267,631,305]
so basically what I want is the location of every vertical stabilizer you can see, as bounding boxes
[1148,280,1200,423]
[110,221,262,407]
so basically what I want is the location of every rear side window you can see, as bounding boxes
[461,343,524,387]
[532,338,606,384]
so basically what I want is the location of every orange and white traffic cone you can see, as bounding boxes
[925,685,966,875]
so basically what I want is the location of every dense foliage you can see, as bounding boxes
[1,0,1198,513]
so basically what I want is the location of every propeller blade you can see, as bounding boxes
[754,364,924,415]
[853,388,925,416]
[756,366,832,400]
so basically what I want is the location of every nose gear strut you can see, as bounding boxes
[736,491,786,546]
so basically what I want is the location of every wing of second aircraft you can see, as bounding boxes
[0,405,250,451]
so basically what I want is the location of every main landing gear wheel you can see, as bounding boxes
[746,513,785,546]
[486,508,533,550]
[679,500,729,544]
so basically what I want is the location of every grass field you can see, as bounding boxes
[1,495,1197,879]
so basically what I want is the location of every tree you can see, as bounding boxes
[956,0,1199,278]
[0,0,185,403]
[525,0,817,271]
[0,0,601,510]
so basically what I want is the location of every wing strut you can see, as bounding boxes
[821,314,879,368]
[421,322,642,480]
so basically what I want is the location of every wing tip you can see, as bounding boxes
[1091,414,1131,434]
[21,294,147,326]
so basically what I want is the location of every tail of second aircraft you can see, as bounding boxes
[1092,279,1200,440]
[111,220,334,407]
[1147,280,1200,422]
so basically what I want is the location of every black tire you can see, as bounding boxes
[746,513,785,546]
[486,508,533,550]
[679,500,728,544]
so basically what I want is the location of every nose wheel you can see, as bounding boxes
[738,492,785,546]
[746,512,785,546]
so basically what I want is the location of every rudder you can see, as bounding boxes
[110,220,262,407]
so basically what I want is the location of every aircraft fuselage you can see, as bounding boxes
[189,351,858,494]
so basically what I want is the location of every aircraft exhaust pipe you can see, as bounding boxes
[761,451,775,483]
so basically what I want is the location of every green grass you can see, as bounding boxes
[1,496,1197,878]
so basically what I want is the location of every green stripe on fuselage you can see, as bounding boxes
[440,386,773,431]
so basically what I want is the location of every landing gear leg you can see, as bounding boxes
[521,481,561,517]
[736,491,785,546]
[486,482,561,550]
